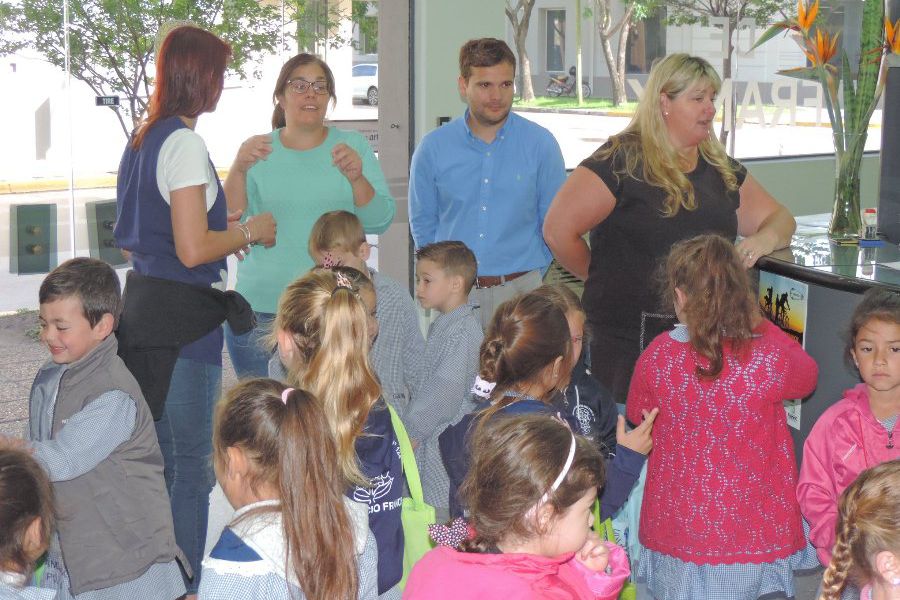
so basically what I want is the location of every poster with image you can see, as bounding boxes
[758,272,809,430]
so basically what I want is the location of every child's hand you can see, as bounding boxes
[616,408,659,456]
[575,532,610,572]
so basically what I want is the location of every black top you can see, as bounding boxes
[579,140,747,341]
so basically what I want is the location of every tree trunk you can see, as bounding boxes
[613,13,633,105]
[599,35,619,104]
[597,2,633,106]
[515,31,536,101]
[506,1,537,101]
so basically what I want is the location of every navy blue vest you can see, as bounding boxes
[115,116,227,363]
[115,116,227,287]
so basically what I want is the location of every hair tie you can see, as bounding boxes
[321,252,340,269]
[330,271,355,296]
[281,388,294,404]
[428,517,471,548]
[471,375,496,399]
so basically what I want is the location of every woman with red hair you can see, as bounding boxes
[114,25,276,598]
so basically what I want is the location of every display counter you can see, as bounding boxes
[756,214,899,461]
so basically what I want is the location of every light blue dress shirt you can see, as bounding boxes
[408,111,566,276]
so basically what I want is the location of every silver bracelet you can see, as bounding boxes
[237,223,252,245]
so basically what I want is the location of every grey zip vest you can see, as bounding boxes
[28,334,181,594]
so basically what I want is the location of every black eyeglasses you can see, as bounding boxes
[286,78,330,95]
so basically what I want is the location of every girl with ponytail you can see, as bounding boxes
[200,379,377,599]
[222,52,394,379]
[819,460,900,600]
[440,289,657,519]
[272,268,404,598]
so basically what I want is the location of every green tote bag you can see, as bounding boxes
[594,501,637,600]
[387,405,437,589]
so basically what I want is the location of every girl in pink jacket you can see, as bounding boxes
[403,414,629,600]
[817,460,900,600]
[798,289,900,567]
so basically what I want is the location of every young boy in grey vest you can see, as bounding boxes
[404,241,483,518]
[26,258,185,599]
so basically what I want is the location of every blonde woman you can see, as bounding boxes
[543,53,795,403]
[272,268,404,599]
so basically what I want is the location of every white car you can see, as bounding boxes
[352,63,378,106]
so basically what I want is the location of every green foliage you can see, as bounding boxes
[353,0,377,53]
[666,0,792,36]
[285,0,376,53]
[0,0,282,137]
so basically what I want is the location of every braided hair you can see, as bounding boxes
[819,460,900,599]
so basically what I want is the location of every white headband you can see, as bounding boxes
[526,429,577,518]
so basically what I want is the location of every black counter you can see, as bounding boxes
[754,214,895,462]
[759,213,900,294]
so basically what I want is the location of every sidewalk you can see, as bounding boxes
[0,310,238,437]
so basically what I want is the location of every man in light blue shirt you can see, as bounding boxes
[409,38,567,327]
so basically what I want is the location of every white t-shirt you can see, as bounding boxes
[156,128,218,211]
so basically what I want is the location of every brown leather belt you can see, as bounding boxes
[475,270,530,289]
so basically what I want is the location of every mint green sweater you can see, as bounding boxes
[235,127,395,313]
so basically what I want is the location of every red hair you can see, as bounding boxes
[132,26,231,148]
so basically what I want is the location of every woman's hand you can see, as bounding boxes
[233,134,272,174]
[246,212,277,248]
[735,230,778,268]
[332,143,363,183]
[575,532,611,572]
[736,174,796,265]
[616,408,659,456]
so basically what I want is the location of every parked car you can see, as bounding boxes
[352,63,378,106]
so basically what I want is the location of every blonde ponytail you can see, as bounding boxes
[274,268,381,486]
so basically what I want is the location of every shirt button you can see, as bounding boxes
[482,206,487,211]
[483,178,489,183]
[479,233,485,238]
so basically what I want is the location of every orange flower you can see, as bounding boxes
[797,0,819,33]
[805,29,840,65]
[887,17,900,54]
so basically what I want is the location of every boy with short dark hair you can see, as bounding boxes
[308,210,426,411]
[404,241,483,516]
[25,258,185,599]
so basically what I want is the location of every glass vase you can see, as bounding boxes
[828,132,866,241]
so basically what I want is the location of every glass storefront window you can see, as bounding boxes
[0,0,379,311]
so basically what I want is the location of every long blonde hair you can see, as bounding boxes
[273,268,381,486]
[593,53,740,216]
[820,460,900,600]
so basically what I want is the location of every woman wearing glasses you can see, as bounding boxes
[223,53,396,378]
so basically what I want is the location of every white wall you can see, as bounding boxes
[413,0,507,143]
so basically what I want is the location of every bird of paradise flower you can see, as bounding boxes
[754,0,898,238]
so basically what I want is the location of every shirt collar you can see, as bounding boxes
[461,109,513,145]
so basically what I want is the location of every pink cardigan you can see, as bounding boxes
[797,384,900,565]
[627,318,818,563]
[403,544,630,600]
